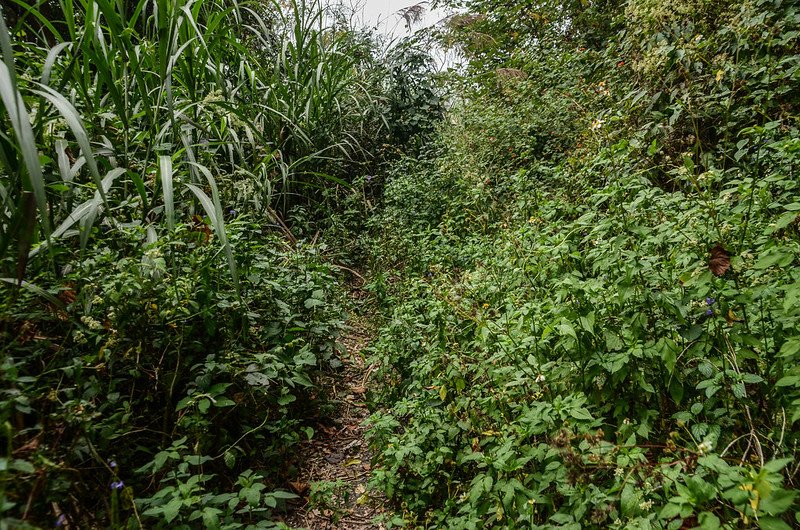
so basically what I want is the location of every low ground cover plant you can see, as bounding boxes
[365,0,800,527]
[1,221,347,527]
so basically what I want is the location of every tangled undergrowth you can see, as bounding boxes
[2,0,800,529]
[363,0,800,528]
[0,0,438,527]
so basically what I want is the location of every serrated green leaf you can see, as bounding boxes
[202,507,221,529]
[569,408,593,421]
[696,512,720,529]
[224,451,236,470]
[763,458,793,473]
[213,397,236,408]
[10,459,35,474]
[776,375,800,387]
[270,490,299,499]
[620,483,638,517]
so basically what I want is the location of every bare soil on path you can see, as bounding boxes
[281,308,387,530]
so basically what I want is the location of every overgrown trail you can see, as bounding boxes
[282,292,386,530]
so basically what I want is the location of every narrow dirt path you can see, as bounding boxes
[280,304,386,530]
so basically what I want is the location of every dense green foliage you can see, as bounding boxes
[0,0,405,527]
[3,0,800,528]
[365,0,800,528]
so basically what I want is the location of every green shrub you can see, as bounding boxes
[366,0,800,527]
[0,221,344,527]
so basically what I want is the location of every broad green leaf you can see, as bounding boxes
[778,338,800,359]
[620,483,638,517]
[202,507,221,530]
[758,517,792,530]
[569,408,593,421]
[763,458,794,473]
[162,498,182,523]
[775,375,800,387]
[224,451,236,470]
[760,489,797,515]
[696,512,720,530]
[270,490,299,499]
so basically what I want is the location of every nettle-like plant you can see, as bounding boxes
[366,0,800,528]
[0,220,347,527]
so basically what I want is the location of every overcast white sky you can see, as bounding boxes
[347,0,448,35]
[332,1,457,69]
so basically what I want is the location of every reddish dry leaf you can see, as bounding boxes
[58,285,76,305]
[709,244,731,276]
[190,214,212,243]
[18,321,36,344]
[13,436,40,455]
[320,425,339,436]
[288,481,309,496]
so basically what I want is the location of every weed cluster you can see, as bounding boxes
[366,0,800,527]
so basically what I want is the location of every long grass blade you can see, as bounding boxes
[41,42,72,86]
[158,155,175,230]
[6,0,64,41]
[31,84,108,208]
[0,11,49,234]
[55,139,71,182]
[29,168,125,256]
[186,163,240,296]
[0,277,65,311]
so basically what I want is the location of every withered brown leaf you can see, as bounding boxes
[709,244,731,276]
[288,480,309,496]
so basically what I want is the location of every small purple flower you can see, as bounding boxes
[55,514,67,527]
[705,297,716,306]
[109,460,117,468]
[111,481,124,490]
[705,309,714,316]
[365,175,374,182]
[229,209,237,217]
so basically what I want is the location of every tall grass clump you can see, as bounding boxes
[0,0,389,527]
